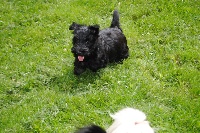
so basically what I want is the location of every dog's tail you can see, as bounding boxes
[75,125,106,133]
[110,10,122,31]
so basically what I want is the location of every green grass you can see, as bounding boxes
[0,0,200,132]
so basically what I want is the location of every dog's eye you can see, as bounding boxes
[85,39,90,44]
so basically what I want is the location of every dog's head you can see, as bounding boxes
[107,108,154,133]
[69,22,99,62]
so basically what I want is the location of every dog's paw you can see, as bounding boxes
[74,68,86,75]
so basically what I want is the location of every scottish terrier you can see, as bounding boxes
[69,10,129,75]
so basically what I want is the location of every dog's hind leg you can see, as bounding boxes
[121,45,129,59]
[117,43,129,63]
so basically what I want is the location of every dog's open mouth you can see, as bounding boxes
[78,56,84,61]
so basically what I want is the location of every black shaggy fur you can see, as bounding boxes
[75,125,106,133]
[69,10,129,75]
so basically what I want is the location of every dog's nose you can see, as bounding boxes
[78,48,88,54]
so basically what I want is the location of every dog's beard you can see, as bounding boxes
[72,51,90,62]
[71,46,91,62]
[74,49,94,62]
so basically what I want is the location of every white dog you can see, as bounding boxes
[75,107,154,133]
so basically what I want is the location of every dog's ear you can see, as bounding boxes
[69,22,80,30]
[89,25,100,35]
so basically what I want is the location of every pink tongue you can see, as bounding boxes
[78,56,84,61]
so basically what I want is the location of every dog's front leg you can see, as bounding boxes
[74,67,86,75]
[74,61,86,75]
[89,55,107,72]
[97,52,108,68]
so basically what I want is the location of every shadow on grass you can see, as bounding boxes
[49,69,101,94]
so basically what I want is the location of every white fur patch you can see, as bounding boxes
[107,108,154,133]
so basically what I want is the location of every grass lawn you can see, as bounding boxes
[0,0,200,132]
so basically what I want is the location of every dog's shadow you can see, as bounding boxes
[49,69,101,94]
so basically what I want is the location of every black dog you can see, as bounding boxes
[75,125,106,133]
[69,10,129,75]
